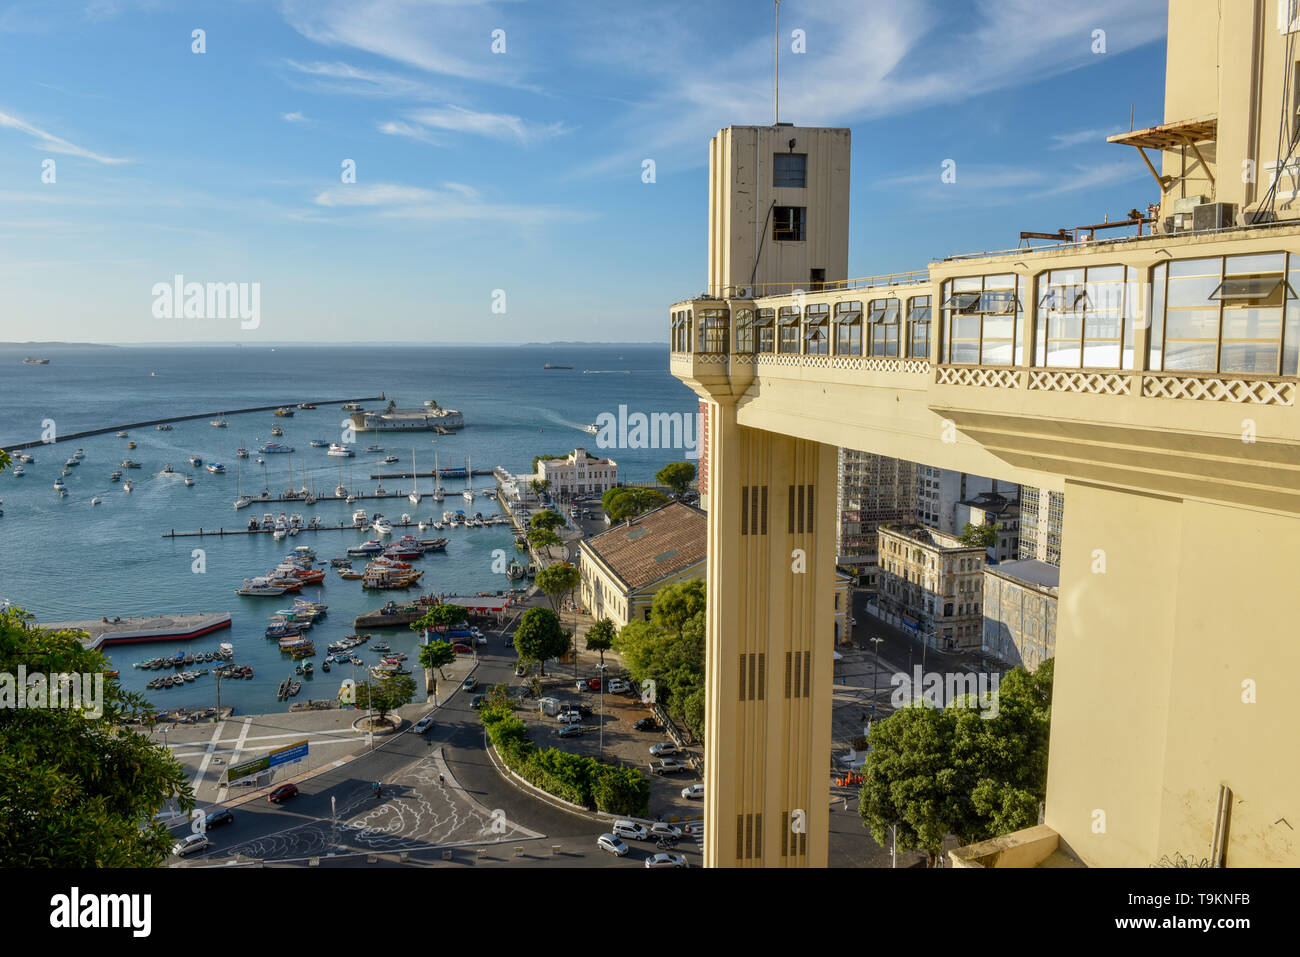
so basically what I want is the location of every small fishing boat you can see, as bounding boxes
[162,463,174,474]
[156,423,173,431]
[321,659,331,672]
[12,465,24,476]
[121,459,142,468]
[127,441,136,449]
[271,426,284,437]
[189,455,202,466]
[210,416,228,428]
[116,431,128,438]
[110,470,122,482]
[122,479,133,492]
[184,475,195,486]
[91,496,102,506]
[310,439,330,448]
[207,463,226,475]
[274,407,295,417]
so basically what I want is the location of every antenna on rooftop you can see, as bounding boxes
[774,0,781,125]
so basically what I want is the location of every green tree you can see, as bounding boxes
[858,701,958,866]
[0,449,10,474]
[354,674,416,724]
[427,399,440,409]
[536,562,581,615]
[584,617,616,667]
[858,661,1055,865]
[612,580,706,736]
[0,606,194,866]
[957,522,997,549]
[650,578,706,640]
[604,488,669,522]
[530,509,565,532]
[417,639,455,679]
[531,455,563,473]
[655,461,697,496]
[513,607,571,677]
[411,602,466,637]
[680,685,706,741]
[528,527,561,550]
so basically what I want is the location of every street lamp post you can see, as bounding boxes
[868,636,883,718]
[597,662,608,760]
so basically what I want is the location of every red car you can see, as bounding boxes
[452,643,472,653]
[268,783,299,804]
[586,677,604,692]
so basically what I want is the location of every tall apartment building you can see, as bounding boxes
[877,523,988,651]
[914,466,999,534]
[1017,485,1065,566]
[836,449,915,589]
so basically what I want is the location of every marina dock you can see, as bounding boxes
[39,612,233,650]
[162,516,511,538]
[1,396,385,452]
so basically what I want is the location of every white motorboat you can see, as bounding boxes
[91,497,102,505]
[184,475,195,486]
[373,515,393,536]
[442,510,456,523]
[122,480,133,492]
[13,465,24,476]
[52,477,65,491]
[116,431,128,438]
[109,470,122,482]
[58,487,68,498]
[235,577,288,596]
[210,416,228,427]
[352,508,369,527]
[336,484,348,498]
[328,444,354,457]
[162,463,174,474]
[234,496,251,509]
[73,449,85,460]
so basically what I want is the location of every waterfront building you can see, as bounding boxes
[955,489,1020,563]
[877,523,988,651]
[981,560,1058,672]
[836,450,915,591]
[537,448,618,500]
[348,407,463,432]
[578,501,705,629]
[668,0,1300,868]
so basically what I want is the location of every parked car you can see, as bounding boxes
[649,741,680,757]
[452,643,472,654]
[268,782,299,804]
[633,717,659,732]
[582,678,601,692]
[412,715,434,734]
[596,834,629,857]
[681,783,705,800]
[557,724,585,738]
[557,711,582,724]
[462,675,478,692]
[470,694,485,709]
[203,807,235,829]
[612,820,650,841]
[504,636,515,648]
[608,678,631,694]
[650,759,688,775]
[644,851,688,869]
[559,703,593,717]
[172,833,211,857]
[650,822,683,840]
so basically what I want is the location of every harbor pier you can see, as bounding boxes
[38,612,234,650]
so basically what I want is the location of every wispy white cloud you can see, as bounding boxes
[0,108,128,164]
[1048,127,1126,150]
[278,0,534,89]
[399,105,568,144]
[281,111,308,123]
[282,59,441,99]
[310,178,593,229]
[378,119,444,146]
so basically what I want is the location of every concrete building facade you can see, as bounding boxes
[982,559,1059,671]
[835,449,915,590]
[877,524,988,651]
[956,489,1021,564]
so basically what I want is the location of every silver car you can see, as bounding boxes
[597,833,629,857]
[644,852,688,868]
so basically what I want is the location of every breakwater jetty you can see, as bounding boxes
[38,612,233,650]
[2,397,385,452]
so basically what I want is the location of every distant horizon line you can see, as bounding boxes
[1,340,668,348]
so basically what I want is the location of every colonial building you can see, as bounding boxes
[537,448,618,500]
[982,559,1059,672]
[578,501,706,629]
[877,523,988,651]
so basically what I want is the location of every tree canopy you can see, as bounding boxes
[411,602,467,635]
[530,509,566,532]
[612,579,706,740]
[417,639,456,678]
[957,522,997,549]
[354,674,416,723]
[655,461,697,496]
[584,617,616,666]
[602,487,669,522]
[535,562,581,615]
[858,660,1054,866]
[0,606,193,866]
[513,607,570,676]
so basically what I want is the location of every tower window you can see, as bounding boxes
[773,206,806,241]
[773,152,807,188]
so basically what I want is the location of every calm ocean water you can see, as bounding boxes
[0,343,694,714]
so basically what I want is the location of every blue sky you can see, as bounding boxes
[0,0,1170,344]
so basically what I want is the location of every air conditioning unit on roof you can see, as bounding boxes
[733,285,755,299]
